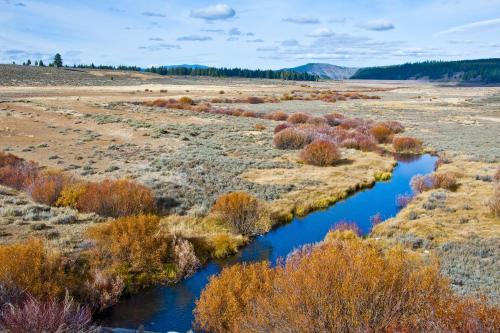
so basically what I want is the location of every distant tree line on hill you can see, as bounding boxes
[352,58,500,83]
[145,66,319,81]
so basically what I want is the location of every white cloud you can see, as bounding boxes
[436,17,500,35]
[306,28,335,37]
[246,38,264,43]
[139,44,181,51]
[328,17,346,23]
[280,39,300,47]
[358,19,395,31]
[190,4,235,21]
[142,12,166,18]
[176,35,213,42]
[283,17,320,24]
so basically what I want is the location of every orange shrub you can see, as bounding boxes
[273,128,309,149]
[306,116,328,126]
[274,122,291,133]
[211,192,262,235]
[194,262,274,333]
[76,179,156,217]
[300,140,340,166]
[287,112,310,124]
[241,111,257,117]
[87,215,172,289]
[392,136,423,154]
[26,170,71,206]
[494,166,500,182]
[194,237,500,333]
[0,239,78,299]
[254,124,265,131]
[370,124,393,143]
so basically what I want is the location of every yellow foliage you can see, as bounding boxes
[56,182,88,208]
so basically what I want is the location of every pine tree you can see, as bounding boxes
[26,59,31,66]
[34,60,39,66]
[53,53,63,67]
[39,60,45,67]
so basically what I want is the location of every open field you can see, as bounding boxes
[0,66,499,305]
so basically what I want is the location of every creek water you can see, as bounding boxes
[102,154,437,332]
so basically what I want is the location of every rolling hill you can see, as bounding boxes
[285,63,358,80]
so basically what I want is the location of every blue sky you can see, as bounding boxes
[1,0,499,69]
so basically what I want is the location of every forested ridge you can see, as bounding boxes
[351,58,500,83]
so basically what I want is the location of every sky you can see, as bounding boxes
[1,0,500,69]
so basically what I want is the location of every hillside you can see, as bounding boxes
[351,58,500,83]
[286,63,358,80]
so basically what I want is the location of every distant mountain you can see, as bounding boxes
[351,58,500,83]
[285,63,358,80]
[162,64,208,69]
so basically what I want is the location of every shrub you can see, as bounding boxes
[26,170,70,206]
[306,116,327,126]
[489,186,500,217]
[494,166,500,182]
[0,239,77,299]
[396,194,413,208]
[0,161,39,190]
[87,215,172,289]
[172,236,200,278]
[300,140,340,166]
[178,96,194,105]
[76,179,156,217]
[411,174,434,193]
[378,120,404,133]
[194,237,500,333]
[393,136,423,154]
[274,122,291,133]
[266,111,288,121]
[370,213,383,225]
[56,182,89,208]
[273,128,308,150]
[370,124,393,143]
[81,270,124,313]
[241,111,257,118]
[432,172,458,191]
[247,96,264,104]
[254,124,265,131]
[194,262,275,333]
[211,192,262,235]
[0,294,97,333]
[341,133,377,152]
[287,112,310,124]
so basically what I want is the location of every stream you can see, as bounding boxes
[101,154,437,332]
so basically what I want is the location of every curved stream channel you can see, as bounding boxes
[102,154,437,332]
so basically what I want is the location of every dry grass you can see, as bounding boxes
[373,158,500,245]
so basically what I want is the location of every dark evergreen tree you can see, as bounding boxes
[26,59,31,66]
[39,60,45,67]
[53,53,63,67]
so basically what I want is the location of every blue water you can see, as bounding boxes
[102,154,437,332]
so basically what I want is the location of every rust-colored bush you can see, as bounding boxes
[211,192,262,235]
[370,125,393,143]
[274,122,291,133]
[241,111,257,118]
[254,124,265,131]
[195,237,500,333]
[266,111,288,121]
[273,128,309,149]
[494,166,500,182]
[378,120,404,133]
[341,133,377,152]
[26,169,71,206]
[178,96,194,105]
[247,96,264,104]
[87,215,172,289]
[300,140,340,166]
[0,154,39,190]
[393,136,423,154]
[76,179,156,217]
[0,239,78,299]
[287,112,310,124]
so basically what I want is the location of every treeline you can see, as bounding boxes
[352,58,500,83]
[145,66,319,81]
[72,64,142,71]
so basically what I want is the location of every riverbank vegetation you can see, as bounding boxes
[195,230,500,332]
